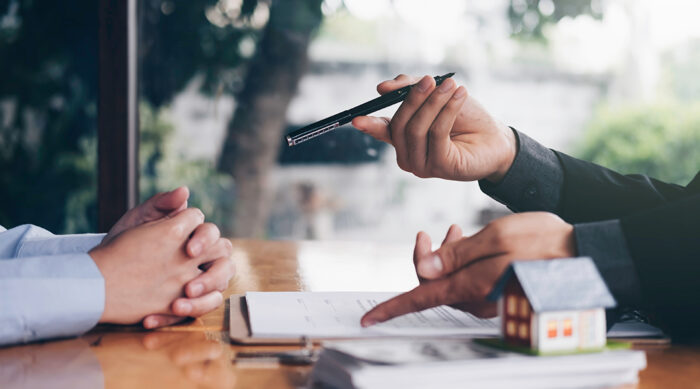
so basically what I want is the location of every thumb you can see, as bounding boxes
[153,186,190,215]
[416,231,495,280]
[352,116,392,144]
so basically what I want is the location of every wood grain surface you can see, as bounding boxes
[0,239,696,388]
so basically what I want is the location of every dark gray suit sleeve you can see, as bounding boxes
[478,129,563,213]
[479,129,642,308]
[575,220,642,307]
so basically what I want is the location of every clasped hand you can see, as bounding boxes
[89,187,235,328]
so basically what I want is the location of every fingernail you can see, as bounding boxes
[438,78,454,93]
[453,86,466,99]
[190,283,204,297]
[178,301,192,315]
[362,318,377,327]
[189,242,202,256]
[146,317,159,328]
[415,76,432,92]
[417,254,443,277]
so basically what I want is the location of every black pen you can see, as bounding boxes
[285,72,455,147]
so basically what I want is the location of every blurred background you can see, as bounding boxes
[2,0,699,242]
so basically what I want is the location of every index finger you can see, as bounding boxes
[360,280,452,327]
[376,74,421,95]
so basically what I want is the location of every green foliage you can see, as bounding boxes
[577,102,700,185]
[138,103,235,230]
[0,0,98,232]
[0,0,259,232]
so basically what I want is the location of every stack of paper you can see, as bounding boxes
[311,339,647,389]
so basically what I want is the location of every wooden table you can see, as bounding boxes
[1,239,698,388]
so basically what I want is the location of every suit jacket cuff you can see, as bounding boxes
[479,128,563,212]
[574,219,642,308]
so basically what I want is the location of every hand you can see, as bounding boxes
[361,212,575,326]
[99,187,235,328]
[352,74,517,183]
[142,220,236,329]
[90,208,234,325]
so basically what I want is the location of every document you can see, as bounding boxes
[245,291,499,339]
[313,339,647,389]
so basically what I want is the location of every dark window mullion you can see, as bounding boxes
[97,0,139,232]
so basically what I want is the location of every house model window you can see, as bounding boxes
[488,257,617,353]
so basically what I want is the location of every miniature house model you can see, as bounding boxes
[489,257,616,353]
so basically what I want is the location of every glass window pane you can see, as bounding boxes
[0,1,98,233]
[138,0,700,241]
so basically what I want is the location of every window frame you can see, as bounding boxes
[97,0,139,232]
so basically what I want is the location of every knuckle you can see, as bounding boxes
[427,164,445,179]
[186,207,205,221]
[447,92,464,107]
[203,222,219,235]
[473,305,494,318]
[218,278,230,291]
[169,222,186,238]
[216,239,231,257]
[416,172,428,179]
[413,170,428,179]
[405,121,423,138]
[178,269,195,285]
[407,296,425,312]
[387,121,399,137]
[223,238,233,253]
[427,125,442,141]
[444,282,459,302]
[491,226,511,248]
[396,157,410,172]
[441,249,457,271]
[195,277,211,292]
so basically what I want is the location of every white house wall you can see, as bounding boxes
[536,309,606,352]
[578,308,606,349]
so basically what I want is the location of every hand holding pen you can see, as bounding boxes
[286,73,454,146]
[352,74,517,183]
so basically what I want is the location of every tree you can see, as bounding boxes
[217,0,323,237]
[1,0,324,235]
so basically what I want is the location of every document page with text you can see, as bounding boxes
[245,291,499,339]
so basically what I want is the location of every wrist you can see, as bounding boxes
[485,124,517,183]
[89,247,114,323]
[563,222,577,257]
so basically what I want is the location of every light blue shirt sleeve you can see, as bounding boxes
[0,225,106,346]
